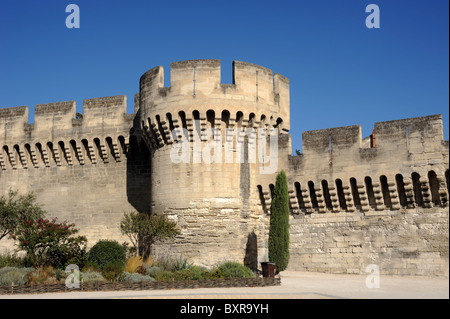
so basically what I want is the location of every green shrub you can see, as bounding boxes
[170,267,207,281]
[204,268,225,279]
[0,267,35,286]
[101,261,124,282]
[217,262,255,278]
[88,240,126,269]
[145,265,163,278]
[0,253,25,268]
[153,254,193,272]
[80,271,105,283]
[152,270,175,281]
[184,266,208,280]
[118,272,155,283]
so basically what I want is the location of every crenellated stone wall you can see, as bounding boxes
[0,59,448,277]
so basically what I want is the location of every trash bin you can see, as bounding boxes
[261,262,275,278]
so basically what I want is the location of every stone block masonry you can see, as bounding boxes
[0,60,448,277]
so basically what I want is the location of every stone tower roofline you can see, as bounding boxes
[138,59,290,135]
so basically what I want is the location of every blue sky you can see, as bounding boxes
[0,0,448,153]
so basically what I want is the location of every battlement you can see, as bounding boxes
[139,60,290,132]
[0,95,132,141]
[300,114,448,168]
[0,95,134,170]
[0,105,29,140]
[139,60,290,151]
[142,59,289,105]
[303,125,362,154]
[374,114,444,147]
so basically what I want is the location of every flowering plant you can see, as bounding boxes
[10,218,87,268]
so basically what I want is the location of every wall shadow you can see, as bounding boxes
[126,121,152,215]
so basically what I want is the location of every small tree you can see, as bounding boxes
[10,218,87,268]
[268,170,290,274]
[120,211,180,260]
[0,190,46,241]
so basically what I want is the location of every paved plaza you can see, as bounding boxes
[1,271,448,299]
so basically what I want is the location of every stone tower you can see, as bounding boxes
[137,59,290,266]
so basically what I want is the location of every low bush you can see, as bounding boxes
[101,261,124,282]
[204,268,225,279]
[0,267,35,286]
[27,266,58,285]
[118,272,155,283]
[124,256,145,274]
[144,265,163,278]
[152,254,193,272]
[88,240,126,270]
[152,270,175,281]
[171,267,206,281]
[80,271,105,283]
[0,253,25,268]
[217,262,255,278]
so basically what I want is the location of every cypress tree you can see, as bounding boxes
[268,170,290,273]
